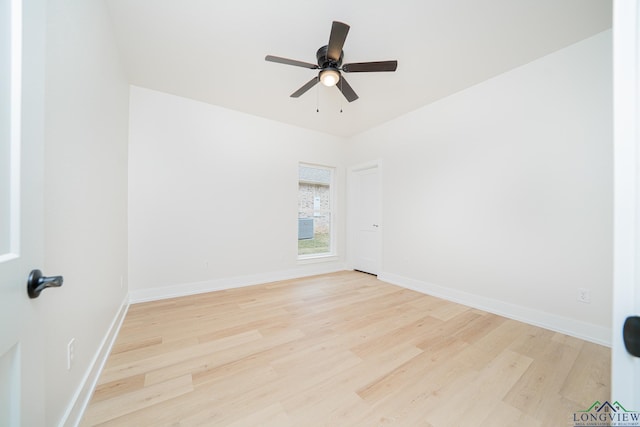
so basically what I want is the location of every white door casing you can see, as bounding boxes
[0,0,47,425]
[612,0,640,409]
[350,163,381,275]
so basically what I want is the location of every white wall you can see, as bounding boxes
[43,0,129,425]
[128,87,346,301]
[347,30,613,344]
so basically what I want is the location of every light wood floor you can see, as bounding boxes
[82,271,610,426]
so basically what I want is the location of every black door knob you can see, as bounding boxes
[623,316,640,358]
[27,269,63,298]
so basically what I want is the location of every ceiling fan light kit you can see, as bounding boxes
[265,21,398,103]
[320,68,340,87]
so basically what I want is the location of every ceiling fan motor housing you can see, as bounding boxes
[316,45,343,69]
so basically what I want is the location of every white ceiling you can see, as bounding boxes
[104,0,611,137]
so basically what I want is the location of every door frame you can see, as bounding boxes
[612,0,640,408]
[347,160,382,275]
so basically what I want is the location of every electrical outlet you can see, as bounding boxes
[577,288,591,304]
[67,338,75,370]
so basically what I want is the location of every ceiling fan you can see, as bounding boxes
[265,21,398,103]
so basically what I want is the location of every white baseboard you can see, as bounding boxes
[129,262,346,304]
[60,295,130,427]
[379,272,612,347]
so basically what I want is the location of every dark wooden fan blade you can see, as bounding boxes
[265,55,318,69]
[327,21,350,62]
[290,77,320,98]
[337,75,358,102]
[342,60,398,73]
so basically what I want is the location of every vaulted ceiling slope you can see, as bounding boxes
[104,0,611,137]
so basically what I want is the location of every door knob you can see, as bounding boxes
[27,269,63,298]
[623,316,640,358]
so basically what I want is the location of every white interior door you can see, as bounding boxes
[0,0,46,425]
[351,164,381,275]
[612,0,640,409]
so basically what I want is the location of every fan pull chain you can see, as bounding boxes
[316,81,320,113]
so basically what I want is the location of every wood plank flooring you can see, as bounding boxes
[81,271,610,426]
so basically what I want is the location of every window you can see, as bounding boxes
[298,163,334,258]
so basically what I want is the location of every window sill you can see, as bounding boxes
[297,254,339,264]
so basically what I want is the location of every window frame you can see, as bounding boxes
[297,162,337,260]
